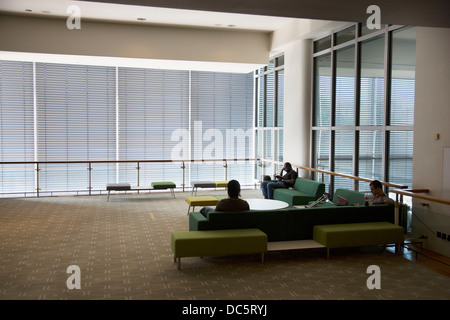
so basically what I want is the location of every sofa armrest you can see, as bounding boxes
[189,212,208,231]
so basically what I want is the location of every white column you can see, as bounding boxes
[283,39,313,177]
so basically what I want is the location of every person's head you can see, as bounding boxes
[227,180,241,198]
[284,162,292,171]
[369,180,383,195]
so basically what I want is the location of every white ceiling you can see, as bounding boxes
[0,0,296,32]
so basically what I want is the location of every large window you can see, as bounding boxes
[255,55,284,180]
[312,25,416,193]
[0,61,254,196]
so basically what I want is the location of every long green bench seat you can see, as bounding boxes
[171,228,268,269]
[313,222,404,258]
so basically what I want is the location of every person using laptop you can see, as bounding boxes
[261,162,298,199]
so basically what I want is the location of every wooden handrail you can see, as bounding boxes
[0,158,259,165]
[391,189,450,206]
[258,158,408,190]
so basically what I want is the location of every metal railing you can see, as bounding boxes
[0,158,259,197]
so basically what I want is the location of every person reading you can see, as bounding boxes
[261,162,298,199]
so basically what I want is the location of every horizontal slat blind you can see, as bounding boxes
[35,63,116,192]
[0,60,35,194]
[190,71,253,184]
[118,68,189,186]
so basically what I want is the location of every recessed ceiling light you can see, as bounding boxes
[25,9,32,12]
[137,18,146,21]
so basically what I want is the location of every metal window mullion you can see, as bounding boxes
[382,26,392,189]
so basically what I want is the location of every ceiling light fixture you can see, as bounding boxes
[227,24,236,28]
[137,18,146,21]
[25,9,32,12]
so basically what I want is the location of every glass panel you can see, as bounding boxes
[390,27,416,126]
[361,23,385,37]
[335,45,355,126]
[334,130,354,190]
[264,130,272,160]
[257,76,264,127]
[360,36,385,126]
[313,130,330,189]
[276,70,284,127]
[336,25,356,45]
[314,54,331,126]
[277,129,284,163]
[265,72,274,127]
[358,130,383,181]
[276,55,284,67]
[314,36,332,53]
[389,130,413,188]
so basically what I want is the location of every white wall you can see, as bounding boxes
[412,26,450,256]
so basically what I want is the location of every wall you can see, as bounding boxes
[412,26,450,256]
[0,14,269,66]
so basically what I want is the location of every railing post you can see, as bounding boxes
[87,162,92,195]
[224,160,228,181]
[181,161,185,192]
[136,162,141,187]
[35,162,40,198]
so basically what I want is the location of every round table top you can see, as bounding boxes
[245,198,289,210]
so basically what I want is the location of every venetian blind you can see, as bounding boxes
[0,60,35,194]
[35,63,117,192]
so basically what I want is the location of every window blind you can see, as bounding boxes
[190,71,253,184]
[118,67,189,186]
[35,63,117,192]
[0,60,35,194]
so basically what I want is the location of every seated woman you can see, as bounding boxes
[200,180,249,216]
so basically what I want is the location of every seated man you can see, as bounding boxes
[368,180,395,205]
[261,162,298,199]
[200,180,249,216]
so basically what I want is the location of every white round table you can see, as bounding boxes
[245,198,289,210]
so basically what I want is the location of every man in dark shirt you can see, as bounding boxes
[214,180,249,212]
[261,162,298,199]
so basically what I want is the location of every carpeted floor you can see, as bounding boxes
[1,188,449,300]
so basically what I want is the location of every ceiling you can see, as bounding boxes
[83,0,450,28]
[2,0,449,31]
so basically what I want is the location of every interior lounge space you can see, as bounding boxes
[0,0,449,305]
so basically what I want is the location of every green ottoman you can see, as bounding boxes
[313,222,404,258]
[171,228,268,269]
[151,182,176,198]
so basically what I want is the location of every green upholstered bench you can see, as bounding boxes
[171,228,268,269]
[151,181,176,198]
[313,222,404,258]
[185,196,220,215]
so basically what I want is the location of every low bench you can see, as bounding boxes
[106,182,176,201]
[185,196,220,215]
[313,222,404,258]
[191,181,229,195]
[171,228,268,269]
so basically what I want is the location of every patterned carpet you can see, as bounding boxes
[0,188,449,301]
